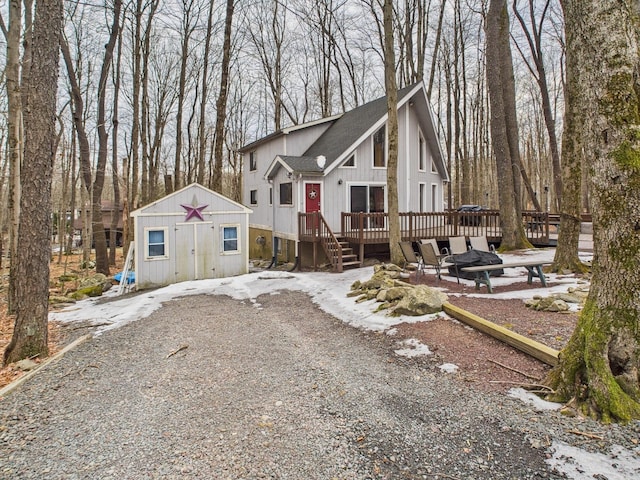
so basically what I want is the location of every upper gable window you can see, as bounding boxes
[342,154,356,168]
[431,157,438,174]
[418,133,426,171]
[373,125,386,168]
[249,151,257,171]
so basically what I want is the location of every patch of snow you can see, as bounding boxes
[547,441,640,480]
[393,338,432,358]
[438,363,459,373]
[508,387,562,411]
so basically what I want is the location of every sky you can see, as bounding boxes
[50,244,640,479]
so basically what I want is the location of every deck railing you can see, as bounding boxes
[295,210,549,245]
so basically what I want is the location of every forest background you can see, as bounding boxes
[0,0,566,265]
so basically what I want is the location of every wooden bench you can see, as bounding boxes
[460,261,552,293]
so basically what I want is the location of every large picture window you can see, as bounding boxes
[221,225,239,253]
[145,227,168,259]
[350,184,386,228]
[280,182,293,205]
[373,125,386,168]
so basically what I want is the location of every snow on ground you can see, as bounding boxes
[49,244,640,479]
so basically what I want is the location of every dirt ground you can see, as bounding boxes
[0,249,125,388]
[0,250,583,394]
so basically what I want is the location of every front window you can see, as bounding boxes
[222,225,239,253]
[146,227,168,259]
[250,189,257,205]
[249,151,257,171]
[373,125,386,168]
[280,182,293,205]
[350,185,386,228]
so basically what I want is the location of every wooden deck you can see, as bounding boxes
[298,210,551,272]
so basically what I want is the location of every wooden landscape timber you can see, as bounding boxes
[443,302,559,366]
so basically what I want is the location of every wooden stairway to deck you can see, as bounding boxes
[332,238,360,269]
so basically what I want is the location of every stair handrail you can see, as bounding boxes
[315,212,343,272]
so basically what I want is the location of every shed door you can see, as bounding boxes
[175,222,215,282]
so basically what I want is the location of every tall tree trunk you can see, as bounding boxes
[550,0,585,274]
[383,0,402,266]
[60,38,93,264]
[197,0,215,186]
[110,15,124,266]
[546,0,640,422]
[485,0,530,249]
[93,0,122,276]
[5,0,22,314]
[212,0,235,193]
[4,0,63,365]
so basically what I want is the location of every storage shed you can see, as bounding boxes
[131,183,252,290]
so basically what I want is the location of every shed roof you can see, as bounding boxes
[131,183,252,217]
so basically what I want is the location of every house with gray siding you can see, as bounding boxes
[240,81,448,268]
[131,183,252,289]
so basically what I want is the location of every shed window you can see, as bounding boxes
[222,225,239,253]
[280,182,293,205]
[146,227,168,259]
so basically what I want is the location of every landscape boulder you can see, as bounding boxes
[392,285,448,316]
[350,263,448,316]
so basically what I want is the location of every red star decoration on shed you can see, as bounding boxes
[181,196,208,221]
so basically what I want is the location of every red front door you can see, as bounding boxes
[305,183,321,231]
[305,183,321,213]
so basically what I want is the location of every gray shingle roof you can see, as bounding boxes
[301,83,419,170]
[278,155,324,174]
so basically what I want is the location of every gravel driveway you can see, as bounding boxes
[0,290,636,479]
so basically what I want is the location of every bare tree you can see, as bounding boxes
[93,0,122,275]
[383,0,402,266]
[4,0,63,365]
[173,0,201,191]
[212,0,235,193]
[512,0,562,212]
[549,0,584,274]
[485,0,531,249]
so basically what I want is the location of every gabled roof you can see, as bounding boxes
[238,115,341,153]
[260,81,449,181]
[302,83,420,172]
[131,182,252,217]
